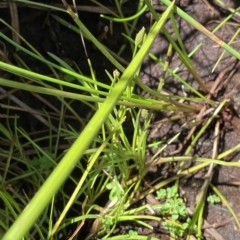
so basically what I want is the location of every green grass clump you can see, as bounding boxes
[0,0,240,239]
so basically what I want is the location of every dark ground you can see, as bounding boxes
[1,0,240,239]
[142,1,240,239]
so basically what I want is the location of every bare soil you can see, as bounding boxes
[141,1,240,239]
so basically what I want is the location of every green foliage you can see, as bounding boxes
[156,187,188,220]
[161,198,188,220]
[164,217,191,237]
[156,186,190,236]
[106,177,124,201]
[128,230,138,236]
[1,0,240,239]
[156,186,179,200]
[29,151,55,173]
[207,194,221,204]
[156,188,167,199]
[102,215,114,229]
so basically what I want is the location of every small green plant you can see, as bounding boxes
[156,186,179,200]
[156,186,190,236]
[128,230,138,236]
[164,217,192,237]
[156,187,188,220]
[102,215,114,229]
[161,197,188,220]
[106,177,124,202]
[156,188,167,199]
[207,194,221,204]
[29,151,55,176]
